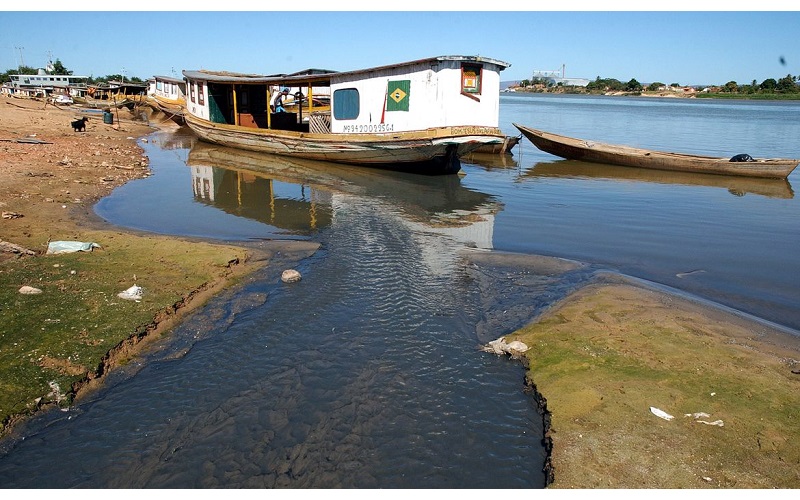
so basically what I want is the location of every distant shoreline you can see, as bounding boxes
[504,88,800,101]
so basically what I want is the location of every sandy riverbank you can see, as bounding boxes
[0,97,318,436]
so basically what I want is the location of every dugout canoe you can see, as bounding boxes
[514,123,799,179]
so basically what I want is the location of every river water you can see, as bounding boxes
[1,94,799,488]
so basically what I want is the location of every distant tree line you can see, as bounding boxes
[0,59,145,85]
[516,73,800,96]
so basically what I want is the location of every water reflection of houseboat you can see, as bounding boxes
[186,142,502,250]
[461,151,520,170]
[187,149,334,233]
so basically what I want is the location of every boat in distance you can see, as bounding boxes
[182,55,512,175]
[147,75,187,124]
[514,123,799,179]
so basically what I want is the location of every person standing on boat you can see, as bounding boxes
[272,87,290,113]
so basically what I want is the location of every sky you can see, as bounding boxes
[1,4,798,87]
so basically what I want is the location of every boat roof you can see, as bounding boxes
[152,75,186,84]
[183,55,510,86]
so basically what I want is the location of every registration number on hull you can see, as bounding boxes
[342,123,395,133]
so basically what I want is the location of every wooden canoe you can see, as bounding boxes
[514,123,799,179]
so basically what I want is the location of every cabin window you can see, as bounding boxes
[198,83,205,105]
[333,88,360,120]
[190,83,196,103]
[461,63,483,99]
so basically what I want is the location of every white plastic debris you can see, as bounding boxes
[650,407,674,421]
[117,284,143,302]
[483,337,530,356]
[46,241,101,254]
[697,419,724,427]
[685,411,724,427]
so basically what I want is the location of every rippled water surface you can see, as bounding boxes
[1,94,799,488]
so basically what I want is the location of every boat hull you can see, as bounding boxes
[150,95,186,124]
[186,113,505,175]
[473,135,521,155]
[514,123,799,179]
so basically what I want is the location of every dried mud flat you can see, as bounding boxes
[0,98,153,251]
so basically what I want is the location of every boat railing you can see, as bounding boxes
[309,111,331,134]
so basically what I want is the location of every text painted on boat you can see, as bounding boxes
[450,126,498,135]
[342,123,395,133]
[340,124,498,135]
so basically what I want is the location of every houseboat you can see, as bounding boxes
[181,55,511,174]
[5,71,89,99]
[148,75,187,123]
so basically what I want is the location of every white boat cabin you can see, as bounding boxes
[150,75,187,102]
[6,71,89,98]
[182,55,509,135]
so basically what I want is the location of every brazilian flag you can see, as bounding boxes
[386,80,410,112]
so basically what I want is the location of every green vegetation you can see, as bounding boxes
[513,72,800,100]
[0,230,250,434]
[507,283,800,488]
[697,92,800,100]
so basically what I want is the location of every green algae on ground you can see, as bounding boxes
[507,282,800,488]
[0,228,250,434]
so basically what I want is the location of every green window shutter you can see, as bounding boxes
[386,80,410,112]
[209,93,226,124]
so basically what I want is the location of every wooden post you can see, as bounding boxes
[267,87,272,129]
[232,85,239,126]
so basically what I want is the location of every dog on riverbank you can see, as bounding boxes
[71,117,88,132]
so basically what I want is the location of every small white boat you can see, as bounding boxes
[148,75,187,124]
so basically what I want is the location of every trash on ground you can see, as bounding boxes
[19,285,43,295]
[482,337,530,356]
[1,239,36,255]
[117,284,143,302]
[46,241,101,254]
[649,406,674,421]
[685,411,724,427]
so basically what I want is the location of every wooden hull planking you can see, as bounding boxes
[151,95,186,123]
[473,135,521,155]
[186,113,504,174]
